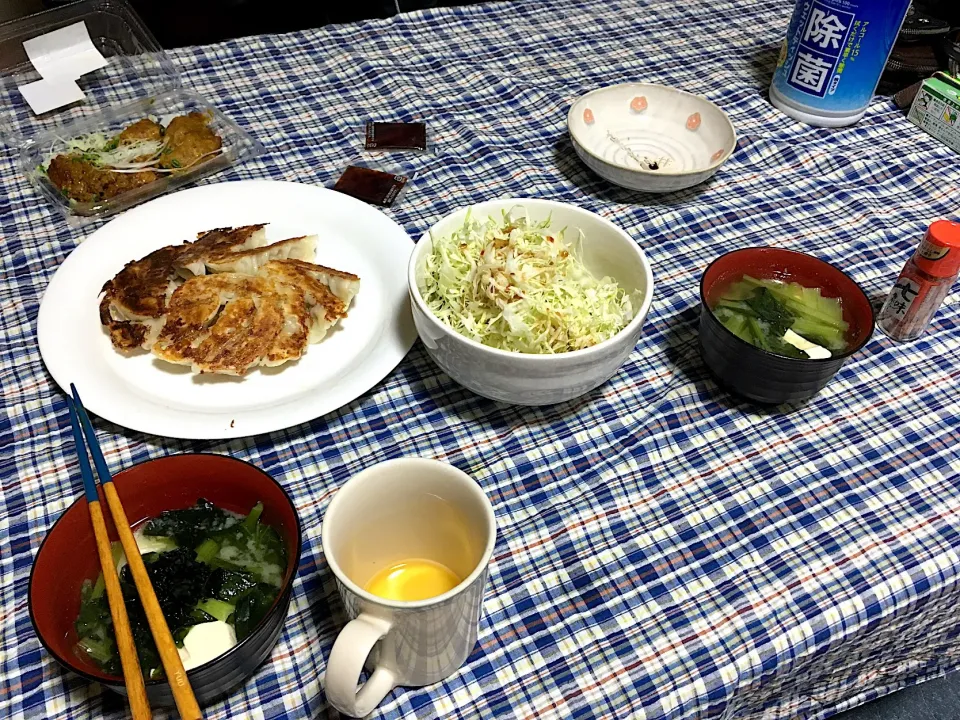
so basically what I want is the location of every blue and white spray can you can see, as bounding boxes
[770,0,912,127]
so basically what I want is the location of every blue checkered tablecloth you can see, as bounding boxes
[3,0,960,717]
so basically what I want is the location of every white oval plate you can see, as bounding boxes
[38,180,417,439]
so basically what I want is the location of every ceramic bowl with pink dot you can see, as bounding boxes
[568,83,737,193]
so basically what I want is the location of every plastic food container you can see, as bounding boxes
[0,0,263,225]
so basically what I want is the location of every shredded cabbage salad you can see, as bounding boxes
[39,132,166,173]
[38,128,220,177]
[419,210,635,354]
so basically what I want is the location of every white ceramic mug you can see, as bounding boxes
[321,458,497,717]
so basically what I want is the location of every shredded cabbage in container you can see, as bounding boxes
[37,128,221,178]
[418,210,635,354]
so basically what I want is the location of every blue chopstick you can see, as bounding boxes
[65,387,153,719]
[70,384,115,487]
[67,384,202,717]
[65,395,100,504]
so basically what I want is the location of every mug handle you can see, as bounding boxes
[325,613,397,717]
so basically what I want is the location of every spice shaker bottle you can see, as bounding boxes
[877,220,960,341]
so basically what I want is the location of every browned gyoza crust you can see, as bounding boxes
[153,274,285,376]
[99,225,360,375]
[261,276,312,365]
[279,258,360,282]
[98,245,182,351]
[176,224,266,268]
[99,225,267,350]
[100,245,180,318]
[98,299,149,349]
[260,260,349,324]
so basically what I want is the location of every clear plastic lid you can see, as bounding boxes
[23,88,264,224]
[0,0,264,225]
[0,0,179,147]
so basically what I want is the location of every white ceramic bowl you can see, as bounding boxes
[408,198,654,405]
[568,83,737,193]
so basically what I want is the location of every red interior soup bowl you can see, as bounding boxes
[699,247,874,404]
[29,454,302,707]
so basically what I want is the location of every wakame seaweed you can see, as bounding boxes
[74,499,286,679]
[143,498,238,549]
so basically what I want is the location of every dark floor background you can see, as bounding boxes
[122,0,496,49]
[2,0,959,717]
[2,0,495,47]
[835,674,960,720]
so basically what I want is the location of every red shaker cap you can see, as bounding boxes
[914,219,960,278]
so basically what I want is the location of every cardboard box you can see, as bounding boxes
[907,72,960,153]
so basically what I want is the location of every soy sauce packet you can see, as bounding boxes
[364,121,429,152]
[332,160,416,208]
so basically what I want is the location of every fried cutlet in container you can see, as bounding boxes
[46,119,164,204]
[46,155,158,205]
[160,113,223,171]
[117,118,164,145]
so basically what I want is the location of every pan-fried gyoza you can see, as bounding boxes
[99,224,360,376]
